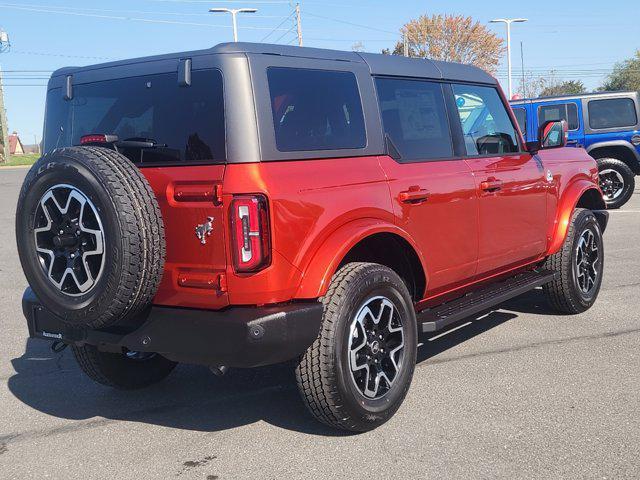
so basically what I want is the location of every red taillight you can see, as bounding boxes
[80,134,118,145]
[230,194,271,273]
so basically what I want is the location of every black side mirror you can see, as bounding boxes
[527,120,568,155]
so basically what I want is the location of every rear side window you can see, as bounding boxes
[43,69,225,164]
[267,67,366,152]
[452,84,520,156]
[512,107,527,139]
[538,103,579,130]
[375,78,453,161]
[588,98,638,130]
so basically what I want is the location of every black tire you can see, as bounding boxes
[15,146,165,329]
[72,345,177,390]
[295,262,417,432]
[596,157,635,209]
[543,208,604,314]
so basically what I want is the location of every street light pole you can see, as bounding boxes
[490,18,528,99]
[0,28,10,164]
[209,8,258,42]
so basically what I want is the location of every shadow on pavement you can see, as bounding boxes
[6,291,546,437]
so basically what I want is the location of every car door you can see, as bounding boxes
[375,77,478,298]
[536,99,585,148]
[451,83,548,277]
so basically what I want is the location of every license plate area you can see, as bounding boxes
[31,306,85,342]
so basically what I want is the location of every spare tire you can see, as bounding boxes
[16,146,165,329]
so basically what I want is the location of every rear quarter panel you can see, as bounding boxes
[584,130,640,152]
[222,157,397,304]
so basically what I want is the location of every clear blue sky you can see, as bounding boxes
[1,0,638,144]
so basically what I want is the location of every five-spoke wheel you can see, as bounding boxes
[596,158,635,209]
[599,168,625,202]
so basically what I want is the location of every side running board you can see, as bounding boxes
[418,269,558,333]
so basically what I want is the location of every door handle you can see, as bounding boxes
[399,187,430,204]
[480,178,503,193]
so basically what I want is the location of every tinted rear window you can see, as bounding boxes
[588,98,638,130]
[267,67,366,152]
[43,69,225,164]
[375,78,453,161]
[538,103,579,130]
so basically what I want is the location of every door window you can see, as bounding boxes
[538,103,580,130]
[375,78,453,161]
[452,84,520,156]
[267,67,366,152]
[588,98,638,129]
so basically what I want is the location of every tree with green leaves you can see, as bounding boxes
[540,80,586,97]
[383,14,505,74]
[601,50,640,92]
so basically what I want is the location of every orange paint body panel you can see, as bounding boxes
[141,146,600,311]
[141,165,229,310]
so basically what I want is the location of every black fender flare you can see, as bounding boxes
[586,140,640,172]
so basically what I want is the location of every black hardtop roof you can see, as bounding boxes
[510,90,640,104]
[51,42,496,85]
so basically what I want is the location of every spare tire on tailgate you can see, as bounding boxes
[16,146,165,329]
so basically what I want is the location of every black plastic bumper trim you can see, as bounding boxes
[22,288,323,368]
[593,209,609,233]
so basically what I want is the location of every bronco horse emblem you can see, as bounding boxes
[195,217,214,245]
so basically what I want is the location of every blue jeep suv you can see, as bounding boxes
[511,91,640,209]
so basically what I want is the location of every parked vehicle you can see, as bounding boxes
[511,92,640,209]
[17,43,608,432]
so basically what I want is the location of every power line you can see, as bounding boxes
[147,0,291,3]
[304,11,396,35]
[8,50,113,60]
[272,26,295,44]
[0,4,290,30]
[2,2,284,18]
[261,9,295,42]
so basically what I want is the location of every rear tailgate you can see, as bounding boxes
[142,165,229,310]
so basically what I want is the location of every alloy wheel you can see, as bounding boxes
[599,168,625,201]
[574,228,600,295]
[348,296,405,399]
[33,184,105,296]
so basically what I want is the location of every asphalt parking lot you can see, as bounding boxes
[0,166,638,479]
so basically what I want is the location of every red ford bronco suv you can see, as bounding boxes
[17,43,608,432]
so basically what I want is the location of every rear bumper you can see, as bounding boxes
[22,288,323,368]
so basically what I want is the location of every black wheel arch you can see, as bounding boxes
[587,141,640,174]
[338,232,426,302]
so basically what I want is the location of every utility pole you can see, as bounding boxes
[295,3,303,47]
[403,33,409,57]
[490,18,528,100]
[0,68,8,164]
[209,7,258,42]
[0,29,10,164]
